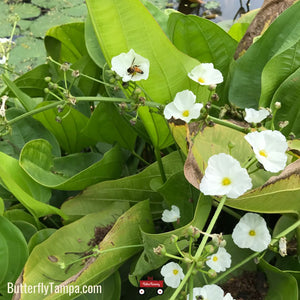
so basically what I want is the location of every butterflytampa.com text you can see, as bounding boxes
[7,282,102,296]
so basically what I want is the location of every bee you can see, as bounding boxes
[127,58,144,76]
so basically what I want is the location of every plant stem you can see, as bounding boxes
[154,148,167,183]
[170,196,227,300]
[212,200,241,220]
[165,253,184,261]
[132,151,150,166]
[189,274,194,300]
[194,195,227,260]
[207,115,250,134]
[7,101,66,125]
[242,155,257,169]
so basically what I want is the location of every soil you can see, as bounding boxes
[221,271,269,300]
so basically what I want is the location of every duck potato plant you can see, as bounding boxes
[0,0,300,299]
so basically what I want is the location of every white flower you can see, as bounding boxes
[111,49,149,82]
[0,38,10,44]
[206,247,232,273]
[0,55,6,65]
[160,262,184,288]
[187,284,224,300]
[188,63,223,86]
[224,293,235,300]
[244,130,288,172]
[232,213,271,252]
[161,205,180,223]
[0,95,8,117]
[199,153,252,199]
[163,90,203,123]
[279,237,287,257]
[244,108,270,123]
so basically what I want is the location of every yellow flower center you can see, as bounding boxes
[173,269,179,275]
[259,149,268,157]
[249,230,256,236]
[198,77,205,83]
[212,256,218,262]
[222,177,231,186]
[182,110,190,117]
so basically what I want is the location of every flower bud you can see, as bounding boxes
[274,102,281,109]
[208,84,217,91]
[196,260,205,269]
[278,121,289,129]
[207,269,217,278]
[44,76,51,83]
[170,234,178,244]
[288,132,296,140]
[72,70,80,78]
[153,244,166,256]
[60,62,71,71]
[55,116,62,123]
[44,88,49,94]
[204,244,215,254]
[211,93,219,102]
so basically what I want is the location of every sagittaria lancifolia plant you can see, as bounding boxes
[0,0,299,299]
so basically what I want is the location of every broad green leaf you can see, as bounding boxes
[10,3,40,19]
[229,0,300,108]
[0,198,3,216]
[19,200,154,300]
[129,194,211,285]
[1,108,60,159]
[0,216,28,296]
[85,0,203,104]
[4,209,39,227]
[0,152,66,219]
[28,229,56,254]
[61,151,184,218]
[259,40,300,108]
[33,101,94,153]
[260,259,298,300]
[10,64,50,98]
[168,13,237,101]
[45,22,101,97]
[269,68,300,137]
[84,15,106,69]
[226,159,300,214]
[12,220,38,242]
[157,171,198,226]
[82,103,137,150]
[20,139,124,190]
[228,23,249,42]
[2,75,36,112]
[138,106,174,149]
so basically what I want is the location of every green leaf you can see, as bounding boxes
[82,103,137,150]
[168,13,237,100]
[129,194,211,286]
[228,23,249,42]
[260,259,298,300]
[20,139,124,190]
[226,159,300,214]
[84,15,106,69]
[259,40,300,108]
[19,200,154,300]
[0,152,66,219]
[0,216,28,296]
[28,229,56,254]
[1,108,61,159]
[10,3,41,19]
[85,0,203,104]
[33,101,94,153]
[0,198,4,216]
[2,75,36,112]
[269,68,300,137]
[138,106,174,149]
[61,151,184,217]
[4,209,39,227]
[229,0,300,108]
[12,220,38,242]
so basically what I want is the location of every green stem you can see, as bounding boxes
[175,241,185,258]
[170,196,227,300]
[47,56,114,88]
[6,19,18,62]
[242,156,257,169]
[211,104,221,111]
[212,218,300,284]
[189,274,194,300]
[154,148,167,183]
[165,253,184,261]
[207,115,250,134]
[194,195,227,260]
[132,151,150,166]
[7,101,66,126]
[212,200,241,220]
[189,236,193,257]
